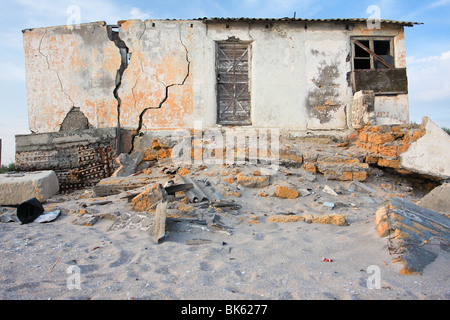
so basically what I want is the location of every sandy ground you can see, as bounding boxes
[1,162,449,301]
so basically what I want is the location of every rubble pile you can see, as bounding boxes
[353,123,425,173]
[1,122,449,278]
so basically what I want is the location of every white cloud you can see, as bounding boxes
[408,50,450,102]
[129,7,152,20]
[429,0,450,9]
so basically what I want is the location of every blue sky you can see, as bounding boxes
[0,0,449,164]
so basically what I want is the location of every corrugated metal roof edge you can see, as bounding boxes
[195,17,423,26]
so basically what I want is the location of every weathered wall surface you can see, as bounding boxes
[375,94,409,125]
[15,128,118,192]
[23,22,121,134]
[22,20,410,136]
[117,20,193,131]
[305,24,350,130]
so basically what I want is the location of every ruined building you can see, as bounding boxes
[16,18,424,191]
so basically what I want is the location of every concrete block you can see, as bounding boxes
[0,171,59,205]
[376,196,450,274]
[400,117,450,179]
[417,183,450,215]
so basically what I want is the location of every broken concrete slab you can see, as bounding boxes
[153,201,168,244]
[375,196,450,275]
[131,185,162,212]
[112,151,143,177]
[93,174,155,197]
[400,117,450,179]
[71,214,99,227]
[416,183,450,215]
[0,171,59,205]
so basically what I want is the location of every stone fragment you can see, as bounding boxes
[178,168,190,177]
[71,214,98,227]
[153,201,168,244]
[416,183,450,215]
[268,213,348,226]
[268,215,304,223]
[276,186,299,199]
[131,185,162,212]
[322,185,338,196]
[112,151,143,177]
[236,173,270,188]
[0,171,59,205]
[303,213,348,226]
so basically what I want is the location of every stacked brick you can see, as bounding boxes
[354,124,426,172]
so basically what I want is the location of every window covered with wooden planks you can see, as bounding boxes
[216,42,252,125]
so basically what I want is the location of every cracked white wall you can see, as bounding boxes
[22,20,411,135]
[23,22,121,133]
[117,19,193,132]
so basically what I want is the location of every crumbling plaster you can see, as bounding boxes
[23,22,121,133]
[22,20,411,135]
[117,19,193,132]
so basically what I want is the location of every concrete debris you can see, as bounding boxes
[416,183,450,215]
[375,196,449,275]
[268,213,348,226]
[236,173,270,188]
[112,151,143,177]
[322,185,338,196]
[71,214,99,227]
[354,117,450,181]
[153,201,168,244]
[4,126,449,279]
[276,186,300,199]
[0,171,59,206]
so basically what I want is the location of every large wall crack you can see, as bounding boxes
[130,26,191,153]
[107,25,130,154]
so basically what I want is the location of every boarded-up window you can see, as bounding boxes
[217,42,251,125]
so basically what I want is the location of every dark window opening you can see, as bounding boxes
[351,37,407,94]
[352,38,394,70]
[374,40,390,55]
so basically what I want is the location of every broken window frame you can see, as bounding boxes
[352,37,395,71]
[351,36,408,95]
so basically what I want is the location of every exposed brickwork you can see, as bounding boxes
[15,128,119,193]
[353,123,426,172]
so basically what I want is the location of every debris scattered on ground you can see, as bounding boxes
[375,195,450,275]
[1,131,449,284]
